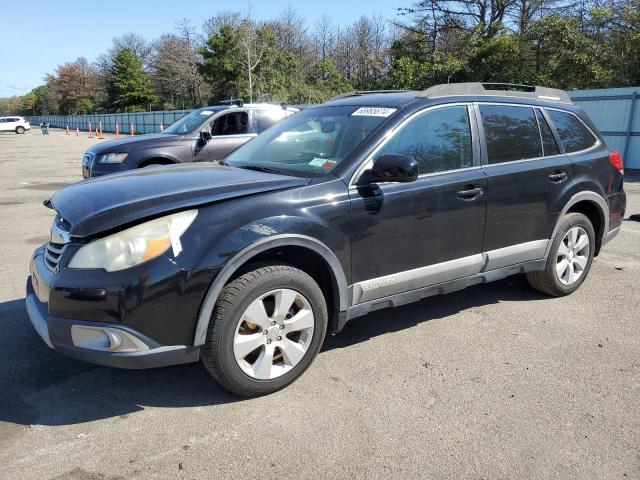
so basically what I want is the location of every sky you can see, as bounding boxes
[0,0,402,98]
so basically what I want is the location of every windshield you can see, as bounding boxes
[225,105,393,177]
[163,109,215,135]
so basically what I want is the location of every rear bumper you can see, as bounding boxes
[26,276,200,369]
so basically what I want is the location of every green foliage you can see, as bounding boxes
[107,48,157,112]
[199,25,247,102]
[199,23,352,104]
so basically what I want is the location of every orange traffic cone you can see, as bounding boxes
[130,123,134,136]
[115,123,119,139]
[66,125,70,135]
[160,122,164,132]
[98,121,104,139]
[76,127,80,137]
[88,121,93,137]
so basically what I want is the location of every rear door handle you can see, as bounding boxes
[548,170,568,183]
[456,186,483,200]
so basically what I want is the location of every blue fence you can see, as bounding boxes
[27,110,191,135]
[569,87,640,169]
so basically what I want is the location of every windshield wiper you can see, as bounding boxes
[237,164,286,175]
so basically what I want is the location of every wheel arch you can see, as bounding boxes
[138,155,178,167]
[193,234,349,346]
[547,191,609,257]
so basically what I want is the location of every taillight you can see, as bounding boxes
[610,150,624,173]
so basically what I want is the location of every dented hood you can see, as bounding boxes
[49,163,308,238]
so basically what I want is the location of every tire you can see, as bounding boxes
[201,265,328,397]
[16,126,25,134]
[526,212,595,296]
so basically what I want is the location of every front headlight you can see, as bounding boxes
[96,152,128,164]
[68,210,198,272]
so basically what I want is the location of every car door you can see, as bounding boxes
[476,103,574,266]
[349,104,487,305]
[0,119,6,132]
[193,110,256,162]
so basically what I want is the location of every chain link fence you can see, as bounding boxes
[27,110,191,135]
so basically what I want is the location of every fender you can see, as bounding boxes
[192,234,350,346]
[544,190,609,258]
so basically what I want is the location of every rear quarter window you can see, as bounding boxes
[547,110,597,153]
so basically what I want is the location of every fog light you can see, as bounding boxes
[71,325,149,352]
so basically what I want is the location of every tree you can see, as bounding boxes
[107,48,157,112]
[151,20,205,109]
[45,57,102,114]
[238,19,270,102]
[200,23,248,101]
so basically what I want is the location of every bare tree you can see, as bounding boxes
[202,10,244,39]
[313,14,337,63]
[270,7,314,74]
[238,19,268,102]
[151,20,204,109]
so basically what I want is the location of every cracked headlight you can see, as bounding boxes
[68,210,198,272]
[96,152,128,164]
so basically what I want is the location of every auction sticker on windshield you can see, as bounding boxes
[351,107,397,117]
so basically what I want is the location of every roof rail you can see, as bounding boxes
[330,90,410,101]
[417,83,572,104]
[219,98,244,107]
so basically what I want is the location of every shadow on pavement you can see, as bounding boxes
[0,275,546,427]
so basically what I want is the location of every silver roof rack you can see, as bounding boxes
[330,90,410,101]
[417,83,572,104]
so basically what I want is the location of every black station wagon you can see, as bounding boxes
[27,83,626,396]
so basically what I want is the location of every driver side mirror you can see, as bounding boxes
[200,130,212,143]
[363,155,419,184]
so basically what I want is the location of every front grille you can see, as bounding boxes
[44,241,66,272]
[45,214,71,272]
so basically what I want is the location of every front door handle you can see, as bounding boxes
[548,170,568,183]
[456,186,483,200]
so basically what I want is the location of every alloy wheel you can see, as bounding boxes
[233,288,315,380]
[556,226,590,285]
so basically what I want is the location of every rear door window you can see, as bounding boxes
[479,105,542,164]
[535,110,560,156]
[546,110,597,153]
[255,110,286,132]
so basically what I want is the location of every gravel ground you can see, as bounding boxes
[0,129,639,480]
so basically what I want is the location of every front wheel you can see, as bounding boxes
[526,212,595,296]
[201,265,328,397]
[16,126,25,134]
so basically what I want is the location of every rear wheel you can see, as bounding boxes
[16,126,25,134]
[201,265,328,397]
[526,212,595,296]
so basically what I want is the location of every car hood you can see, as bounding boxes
[89,133,180,153]
[49,163,309,238]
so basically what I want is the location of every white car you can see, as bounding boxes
[0,116,30,134]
